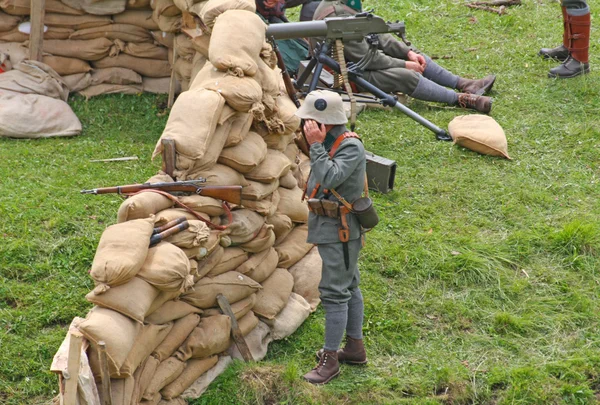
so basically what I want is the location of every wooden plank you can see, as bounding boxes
[217,294,254,362]
[98,341,113,405]
[63,329,83,405]
[29,0,46,62]
[161,139,176,177]
[167,47,178,108]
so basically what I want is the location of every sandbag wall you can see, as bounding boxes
[51,4,326,404]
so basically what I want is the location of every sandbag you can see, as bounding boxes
[276,94,301,134]
[202,293,256,319]
[61,72,92,92]
[174,33,195,61]
[288,246,321,312]
[152,0,181,17]
[90,217,154,290]
[237,310,259,337]
[153,313,201,362]
[261,131,294,152]
[194,246,224,281]
[43,13,111,30]
[127,0,151,8]
[448,114,511,159]
[256,57,280,99]
[146,289,181,317]
[275,186,308,223]
[146,301,203,325]
[37,38,113,61]
[113,9,159,30]
[185,114,233,172]
[227,322,270,362]
[266,213,293,243]
[41,55,91,75]
[175,315,231,361]
[100,376,134,405]
[181,356,232,399]
[178,229,221,260]
[241,179,279,201]
[177,195,224,217]
[92,54,171,77]
[173,57,192,91]
[218,131,267,174]
[199,0,254,29]
[160,356,218,400]
[154,209,210,230]
[70,23,151,42]
[78,83,142,98]
[116,174,174,222]
[279,171,298,189]
[90,67,143,86]
[239,224,276,253]
[0,93,82,139]
[241,190,279,217]
[274,224,312,268]
[206,248,248,277]
[263,293,311,340]
[181,271,262,309]
[135,356,160,404]
[151,30,175,48]
[190,52,207,84]
[119,41,169,60]
[245,149,292,184]
[0,60,68,100]
[143,76,177,94]
[190,29,210,57]
[143,357,186,400]
[252,268,294,320]
[120,322,173,377]
[138,243,193,292]
[284,142,300,169]
[0,42,27,65]
[221,209,265,245]
[238,248,278,283]
[224,111,252,147]
[152,0,181,32]
[0,9,20,31]
[65,0,128,15]
[164,220,210,249]
[294,154,311,190]
[86,277,160,323]
[0,0,84,15]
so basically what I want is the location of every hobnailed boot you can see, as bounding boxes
[456,75,496,96]
[317,336,368,365]
[456,93,492,114]
[304,350,340,385]
[539,7,570,62]
[548,11,590,79]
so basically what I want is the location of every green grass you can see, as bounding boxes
[2,0,600,403]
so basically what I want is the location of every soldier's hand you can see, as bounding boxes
[407,51,427,69]
[405,61,425,74]
[303,120,326,145]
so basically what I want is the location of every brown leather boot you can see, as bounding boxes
[548,11,590,78]
[539,6,570,62]
[456,75,496,95]
[456,93,492,114]
[304,350,340,385]
[317,336,368,365]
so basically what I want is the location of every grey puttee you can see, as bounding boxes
[410,76,459,105]
[422,54,460,88]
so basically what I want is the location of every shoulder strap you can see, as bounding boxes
[329,132,360,158]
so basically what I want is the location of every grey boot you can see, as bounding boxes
[539,45,570,62]
[548,55,590,78]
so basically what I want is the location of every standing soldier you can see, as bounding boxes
[539,1,590,78]
[296,90,368,384]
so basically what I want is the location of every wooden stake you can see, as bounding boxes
[217,294,254,362]
[168,47,178,108]
[98,341,113,405]
[161,139,176,178]
[29,0,46,62]
[63,330,82,405]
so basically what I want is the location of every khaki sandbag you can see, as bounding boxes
[92,54,170,77]
[274,224,312,268]
[276,186,308,223]
[253,268,294,320]
[65,0,128,15]
[294,154,311,190]
[153,313,201,361]
[143,76,177,94]
[90,217,154,290]
[181,163,249,186]
[160,356,218,400]
[62,72,92,92]
[152,88,225,161]
[143,357,186,400]
[138,243,193,293]
[206,247,248,277]
[113,9,159,30]
[91,67,143,85]
[158,398,186,405]
[36,38,113,61]
[154,208,210,230]
[242,179,279,201]
[199,0,255,30]
[218,131,267,174]
[146,301,203,325]
[0,26,28,42]
[151,30,175,48]
[121,41,169,60]
[0,0,84,15]
[127,0,151,9]
[237,310,259,337]
[120,322,173,377]
[0,42,27,65]
[191,61,263,113]
[175,315,231,361]
[194,246,224,281]
[99,376,134,405]
[116,174,174,223]
[77,307,142,375]
[173,0,204,13]
[181,271,262,309]
[141,394,161,405]
[42,55,91,75]
[261,131,294,152]
[245,149,292,184]
[86,277,160,323]
[174,33,194,61]
[239,224,276,253]
[0,60,68,101]
[279,171,298,190]
[164,220,210,249]
[241,190,279,217]
[78,83,142,98]
[177,195,224,217]
[202,293,256,319]
[190,52,207,84]
[152,0,181,17]
[179,229,221,260]
[146,289,181,317]
[238,247,278,283]
[284,142,300,169]
[0,9,20,31]
[152,0,182,32]
[181,356,232,398]
[224,111,252,148]
[221,209,264,245]
[43,13,111,30]
[266,213,293,243]
[276,95,301,134]
[70,23,151,42]
[448,114,511,159]
[263,293,311,340]
[173,57,191,82]
[256,57,279,99]
[190,30,209,57]
[186,113,233,173]
[135,356,160,404]
[228,322,270,362]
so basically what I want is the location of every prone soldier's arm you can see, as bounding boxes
[342,38,407,70]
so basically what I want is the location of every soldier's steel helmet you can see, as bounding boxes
[342,0,362,12]
[295,90,348,125]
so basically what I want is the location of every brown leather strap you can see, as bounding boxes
[338,206,351,242]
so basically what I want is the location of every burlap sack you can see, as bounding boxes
[239,224,276,253]
[152,0,181,32]
[61,72,92,92]
[90,67,143,87]
[138,243,193,292]
[237,310,259,337]
[190,30,210,57]
[155,209,210,227]
[143,76,177,94]
[153,313,201,362]
[199,0,254,29]
[186,115,233,173]
[241,190,279,217]
[174,58,192,91]
[180,229,222,260]
[70,23,151,42]
[78,83,142,98]
[146,301,203,325]
[77,307,142,375]
[48,26,77,39]
[127,0,151,8]
[294,154,311,190]
[0,26,27,42]
[99,376,134,405]
[181,271,262,309]
[146,289,181,317]
[42,55,91,75]
[181,163,249,186]
[181,356,232,399]
[65,0,128,15]
[173,33,195,60]
[279,171,298,190]
[238,247,278,283]
[252,268,294,320]
[256,57,280,99]
[92,54,171,77]
[116,174,173,222]
[227,322,270,362]
[173,0,203,13]
[152,88,225,161]
[223,111,252,148]
[202,293,256,319]
[0,60,68,100]
[0,42,27,65]
[288,247,321,312]
[221,209,265,245]
[90,217,154,290]
[245,149,292,184]
[160,356,218,400]
[276,95,301,134]
[121,41,169,60]
[263,293,311,340]
[141,393,161,405]
[135,356,160,404]
[152,0,181,16]
[43,12,111,30]
[164,220,210,249]
[266,213,293,244]
[274,224,312,268]
[218,131,267,174]
[175,315,231,361]
[113,9,159,30]
[191,62,263,113]
[0,9,20,31]
[36,38,113,61]
[276,186,308,223]
[206,248,248,277]
[284,142,300,170]
[0,0,84,15]
[177,195,224,217]
[158,398,186,404]
[190,52,207,84]
[448,114,511,159]
[194,246,224,281]
[143,357,186,400]
[120,322,173,377]
[261,131,294,152]
[241,179,279,201]
[86,277,160,323]
[151,30,175,48]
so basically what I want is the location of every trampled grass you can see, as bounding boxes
[1,0,600,403]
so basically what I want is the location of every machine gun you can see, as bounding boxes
[266,13,452,142]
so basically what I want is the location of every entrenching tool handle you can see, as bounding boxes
[152,217,187,235]
[149,221,189,247]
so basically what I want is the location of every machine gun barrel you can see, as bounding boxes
[266,20,328,40]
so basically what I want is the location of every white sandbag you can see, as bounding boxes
[262,293,311,340]
[0,60,68,100]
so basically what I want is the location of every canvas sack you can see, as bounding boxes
[181,271,262,309]
[263,293,311,340]
[0,9,20,31]
[0,0,84,15]
[276,186,308,223]
[155,208,210,227]
[134,356,160,404]
[164,220,210,249]
[221,209,265,245]
[61,72,92,92]
[224,111,252,147]
[206,248,248,277]
[92,54,171,77]
[227,322,270,362]
[252,268,294,320]
[119,41,169,60]
[279,171,298,189]
[78,83,142,98]
[116,174,174,222]
[120,322,173,377]
[143,76,177,94]
[99,376,134,405]
[238,248,278,283]
[266,213,293,243]
[146,301,203,325]
[245,149,292,184]
[153,313,201,362]
[241,179,279,201]
[161,356,218,400]
[239,224,276,253]
[186,115,233,172]
[288,247,321,312]
[37,38,113,61]
[138,242,193,292]
[180,163,249,186]
[177,195,225,217]
[181,356,232,399]
[448,114,511,159]
[0,60,68,100]
[202,293,256,319]
[241,190,280,217]
[43,12,111,30]
[42,55,91,75]
[113,9,159,30]
[175,315,231,361]
[70,23,151,42]
[193,246,223,281]
[261,131,295,152]
[218,131,267,174]
[91,67,143,85]
[143,357,186,400]
[199,0,255,29]
[274,224,312,268]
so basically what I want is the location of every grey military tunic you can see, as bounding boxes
[306,124,366,305]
